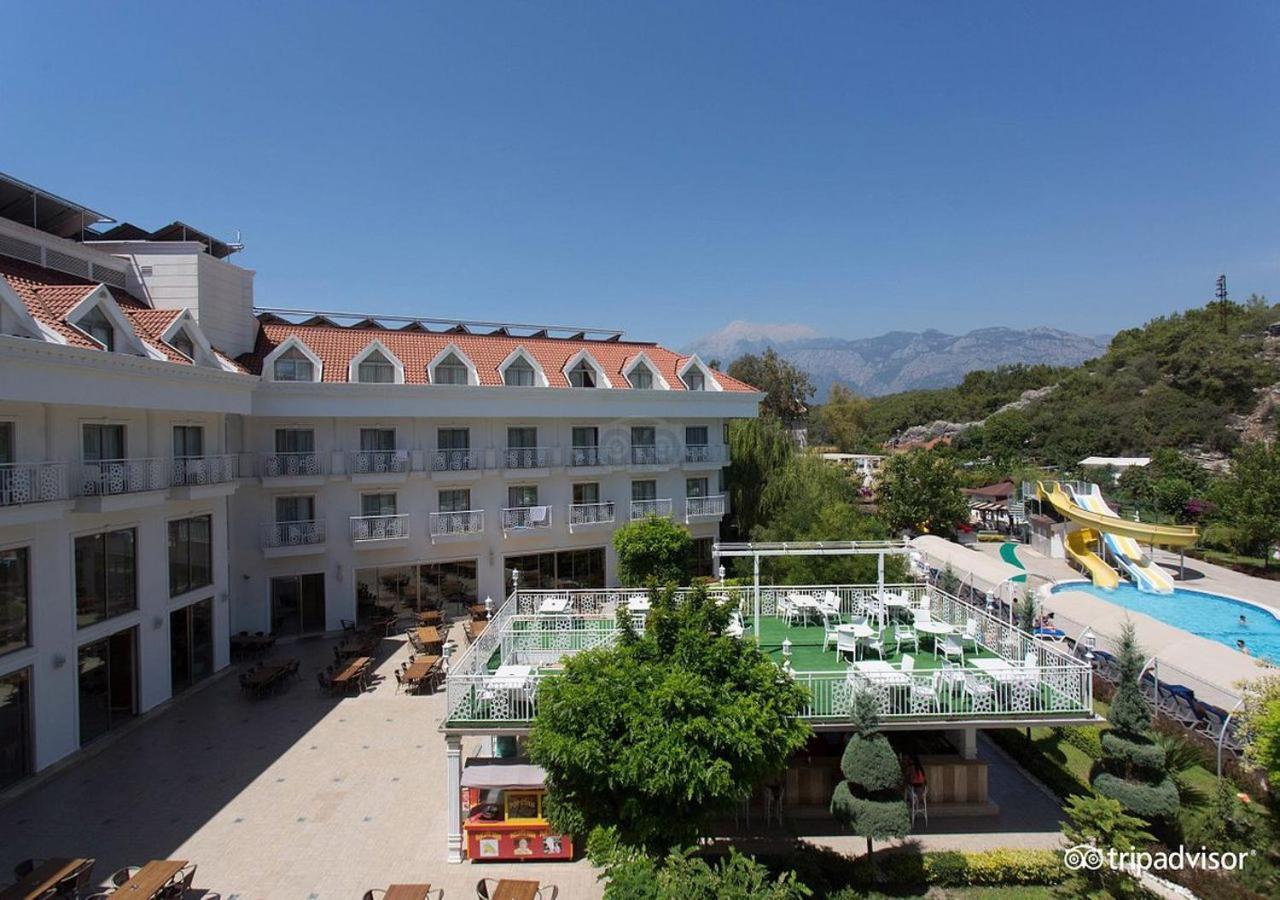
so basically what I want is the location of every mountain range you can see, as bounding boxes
[684,321,1111,397]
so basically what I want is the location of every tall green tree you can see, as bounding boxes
[1090,624,1181,827]
[1061,794,1154,898]
[727,348,815,425]
[527,584,812,852]
[613,517,694,586]
[811,384,871,452]
[875,449,969,536]
[830,691,910,860]
[1214,437,1280,567]
[725,417,795,538]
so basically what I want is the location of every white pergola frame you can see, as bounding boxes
[712,540,914,641]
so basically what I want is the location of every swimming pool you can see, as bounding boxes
[1051,581,1280,664]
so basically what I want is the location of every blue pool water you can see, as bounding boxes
[1051,581,1280,663]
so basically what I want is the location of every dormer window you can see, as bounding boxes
[568,359,597,388]
[434,353,469,385]
[683,369,706,391]
[274,347,314,382]
[357,348,396,383]
[505,358,536,387]
[629,363,654,390]
[80,305,115,351]
[170,330,195,360]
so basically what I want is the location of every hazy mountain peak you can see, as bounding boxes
[688,320,821,359]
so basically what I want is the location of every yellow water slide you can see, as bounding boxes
[1036,482,1199,547]
[1065,527,1120,589]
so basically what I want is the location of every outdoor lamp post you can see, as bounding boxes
[718,564,726,584]
[781,637,792,659]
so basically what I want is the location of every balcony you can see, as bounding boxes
[350,513,411,547]
[629,445,674,468]
[262,519,327,558]
[683,444,729,467]
[348,450,410,483]
[76,458,169,512]
[685,494,726,521]
[502,447,554,475]
[568,501,616,530]
[260,452,326,487]
[0,461,70,524]
[170,454,240,499]
[629,498,673,520]
[502,505,553,534]
[431,449,482,479]
[443,583,1097,730]
[430,509,485,541]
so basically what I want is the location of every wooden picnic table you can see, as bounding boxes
[113,859,187,897]
[337,637,374,657]
[0,858,89,900]
[493,878,541,900]
[414,626,441,647]
[332,656,371,686]
[417,609,443,625]
[469,603,490,621]
[243,661,294,688]
[384,884,432,900]
[402,655,441,690]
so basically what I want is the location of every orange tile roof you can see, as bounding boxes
[241,321,758,392]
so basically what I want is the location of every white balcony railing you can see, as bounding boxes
[171,455,237,486]
[431,449,482,472]
[430,509,485,537]
[79,458,168,496]
[685,494,726,518]
[569,501,616,526]
[349,450,409,475]
[261,452,325,478]
[0,461,67,506]
[684,444,729,464]
[630,445,672,466]
[630,498,673,520]
[262,519,327,548]
[568,446,603,467]
[503,447,554,469]
[350,513,409,542]
[502,506,553,530]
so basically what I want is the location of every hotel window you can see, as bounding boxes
[682,368,706,391]
[439,488,471,513]
[438,428,469,451]
[172,425,204,459]
[276,495,316,523]
[0,421,12,465]
[631,480,657,502]
[74,528,137,628]
[504,358,536,386]
[78,627,137,745]
[571,426,599,466]
[168,515,213,597]
[83,423,126,462]
[273,346,314,381]
[170,598,213,695]
[686,477,709,498]
[568,360,597,388]
[170,329,195,360]
[357,348,396,383]
[78,305,115,351]
[629,363,654,389]
[360,427,396,452]
[433,353,469,385]
[275,428,315,454]
[0,547,30,657]
[508,485,539,508]
[573,483,600,504]
[0,667,31,789]
[505,548,605,590]
[361,492,397,517]
[686,425,708,449]
[507,427,537,449]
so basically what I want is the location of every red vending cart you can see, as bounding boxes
[462,761,574,862]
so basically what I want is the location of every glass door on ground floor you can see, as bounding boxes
[0,667,31,790]
[170,598,214,694]
[270,573,326,636]
[78,627,137,746]
[504,547,606,590]
[355,560,479,624]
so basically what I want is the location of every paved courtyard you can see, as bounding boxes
[0,621,1066,899]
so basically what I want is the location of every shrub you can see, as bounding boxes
[829,692,910,858]
[1060,725,1104,758]
[1092,772,1182,821]
[612,517,693,586]
[1099,731,1169,772]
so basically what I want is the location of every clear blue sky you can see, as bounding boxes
[5,2,1278,347]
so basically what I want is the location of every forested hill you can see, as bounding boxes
[863,296,1280,465]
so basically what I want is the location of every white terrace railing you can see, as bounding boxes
[430,510,485,537]
[262,519,327,548]
[568,446,624,467]
[79,458,168,496]
[261,452,325,478]
[684,495,726,519]
[569,501,615,527]
[350,513,409,542]
[503,447,555,469]
[501,505,553,531]
[431,449,482,473]
[443,583,1094,727]
[684,444,729,464]
[171,454,237,487]
[629,498,673,520]
[0,461,67,506]
[349,450,410,475]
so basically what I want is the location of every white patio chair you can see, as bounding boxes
[912,608,933,628]
[900,653,915,674]
[778,594,798,627]
[726,610,746,639]
[910,672,940,713]
[894,624,918,654]
[822,612,841,652]
[961,618,980,652]
[940,636,964,664]
[963,673,995,712]
[836,630,859,661]
[939,658,966,694]
[821,590,842,618]
[863,633,887,660]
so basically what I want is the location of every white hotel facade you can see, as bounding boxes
[0,174,760,790]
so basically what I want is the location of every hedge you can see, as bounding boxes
[1059,725,1104,759]
[819,849,1067,891]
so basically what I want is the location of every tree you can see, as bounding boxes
[1061,793,1154,898]
[1214,437,1280,567]
[726,349,815,425]
[613,517,693,586]
[874,449,969,536]
[1090,624,1181,827]
[725,417,795,538]
[829,691,910,860]
[811,385,870,452]
[527,584,812,852]
[978,408,1032,468]
[1236,673,1280,786]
